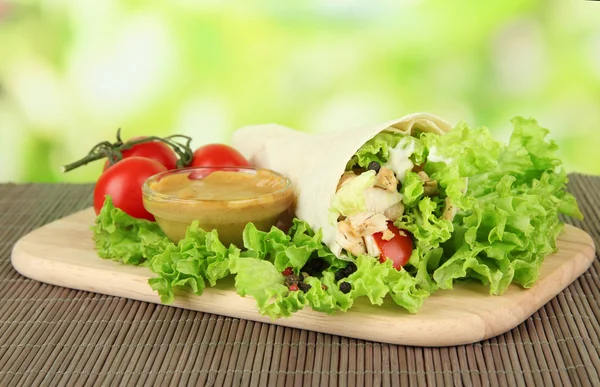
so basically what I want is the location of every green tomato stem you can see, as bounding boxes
[60,129,194,173]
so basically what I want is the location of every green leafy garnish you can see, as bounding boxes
[92,196,168,265]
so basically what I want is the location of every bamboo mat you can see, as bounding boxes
[1,175,599,386]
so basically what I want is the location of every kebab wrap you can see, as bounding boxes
[232,113,466,265]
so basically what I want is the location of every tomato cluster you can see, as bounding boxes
[93,139,250,221]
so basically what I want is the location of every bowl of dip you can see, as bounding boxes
[142,167,294,246]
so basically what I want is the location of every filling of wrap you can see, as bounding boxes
[329,128,465,270]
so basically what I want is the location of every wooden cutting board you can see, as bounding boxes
[10,208,596,347]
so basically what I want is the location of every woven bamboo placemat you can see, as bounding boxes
[1,175,599,386]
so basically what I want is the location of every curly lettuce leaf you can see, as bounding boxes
[302,276,339,313]
[341,255,433,314]
[329,170,376,222]
[386,266,432,313]
[346,131,404,169]
[433,118,583,294]
[227,252,436,318]
[465,117,577,199]
[420,122,502,180]
[148,222,239,303]
[242,219,341,273]
[401,171,425,207]
[346,254,391,305]
[229,255,307,318]
[395,197,453,250]
[93,198,434,316]
[92,196,168,265]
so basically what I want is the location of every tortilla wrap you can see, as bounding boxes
[231,112,454,257]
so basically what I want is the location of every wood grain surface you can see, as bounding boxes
[10,207,596,347]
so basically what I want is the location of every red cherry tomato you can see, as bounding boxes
[94,157,167,220]
[190,144,250,168]
[372,223,413,270]
[104,137,178,170]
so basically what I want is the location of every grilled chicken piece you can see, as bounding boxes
[337,171,358,191]
[336,219,366,256]
[442,197,457,221]
[375,167,397,192]
[347,212,388,237]
[364,235,381,257]
[383,202,405,222]
[364,187,403,214]
[412,164,424,173]
[417,171,439,196]
[423,181,438,196]
[381,229,395,241]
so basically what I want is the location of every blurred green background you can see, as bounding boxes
[0,0,599,183]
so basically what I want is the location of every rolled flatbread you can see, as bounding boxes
[231,112,454,258]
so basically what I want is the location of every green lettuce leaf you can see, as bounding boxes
[329,169,376,222]
[346,131,404,169]
[303,276,339,314]
[92,196,168,265]
[242,219,340,273]
[148,222,239,303]
[433,118,583,294]
[464,117,576,199]
[420,122,502,179]
[386,266,432,313]
[395,197,453,250]
[229,255,307,319]
[335,255,433,314]
[346,254,391,306]
[401,171,425,207]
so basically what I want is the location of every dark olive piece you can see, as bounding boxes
[367,161,381,173]
[301,258,330,277]
[335,271,346,282]
[344,262,358,275]
[298,282,312,292]
[339,282,352,294]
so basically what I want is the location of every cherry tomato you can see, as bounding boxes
[190,144,250,168]
[94,157,167,220]
[372,223,413,270]
[104,137,178,170]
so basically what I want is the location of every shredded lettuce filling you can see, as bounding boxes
[92,116,582,318]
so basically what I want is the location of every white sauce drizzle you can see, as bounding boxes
[384,137,415,183]
[428,146,453,164]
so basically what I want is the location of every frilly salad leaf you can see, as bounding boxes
[346,131,404,169]
[148,221,239,303]
[242,219,343,273]
[92,196,169,265]
[400,171,425,207]
[228,255,304,318]
[328,169,376,223]
[432,118,582,294]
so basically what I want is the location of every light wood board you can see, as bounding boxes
[10,208,596,347]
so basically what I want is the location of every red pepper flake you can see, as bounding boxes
[282,267,293,276]
[321,284,328,290]
[289,284,299,291]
